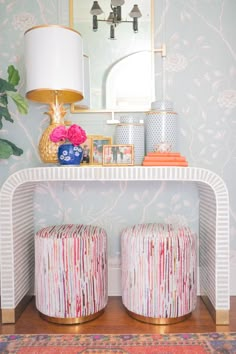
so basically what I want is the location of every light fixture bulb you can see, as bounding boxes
[93,15,98,31]
[110,25,115,39]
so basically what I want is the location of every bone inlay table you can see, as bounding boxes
[0,166,229,324]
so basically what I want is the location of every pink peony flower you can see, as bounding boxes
[50,124,87,146]
[50,126,68,143]
[67,124,87,146]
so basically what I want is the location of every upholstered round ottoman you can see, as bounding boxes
[35,224,108,324]
[121,223,197,324]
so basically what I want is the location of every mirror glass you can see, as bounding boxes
[71,0,154,112]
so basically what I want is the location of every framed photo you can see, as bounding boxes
[80,136,92,164]
[92,136,112,165]
[103,144,134,166]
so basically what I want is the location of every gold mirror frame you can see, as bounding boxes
[69,0,155,114]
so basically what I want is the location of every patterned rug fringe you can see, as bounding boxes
[0,332,236,353]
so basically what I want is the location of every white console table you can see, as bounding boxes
[0,166,229,324]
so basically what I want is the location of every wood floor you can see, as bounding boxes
[1,296,236,334]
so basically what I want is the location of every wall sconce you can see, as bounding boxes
[90,1,142,39]
[24,25,84,163]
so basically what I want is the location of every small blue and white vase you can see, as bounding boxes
[145,100,178,153]
[115,115,145,165]
[58,143,83,165]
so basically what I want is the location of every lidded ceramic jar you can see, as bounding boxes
[115,115,145,165]
[145,100,178,153]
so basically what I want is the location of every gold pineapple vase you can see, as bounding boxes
[39,103,67,163]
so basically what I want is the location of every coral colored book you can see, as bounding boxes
[143,162,188,166]
[142,151,188,167]
[147,152,181,157]
[145,156,186,161]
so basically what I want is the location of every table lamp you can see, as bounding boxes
[24,25,84,163]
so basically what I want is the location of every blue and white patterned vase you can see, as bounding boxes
[58,143,83,165]
[145,100,178,153]
[115,115,145,165]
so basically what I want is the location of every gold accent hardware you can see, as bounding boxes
[126,308,191,325]
[39,308,105,324]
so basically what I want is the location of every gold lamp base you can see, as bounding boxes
[38,101,67,163]
[38,124,64,163]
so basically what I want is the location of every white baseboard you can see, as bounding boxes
[108,267,122,296]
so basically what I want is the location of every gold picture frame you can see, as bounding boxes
[103,144,134,166]
[91,136,112,165]
[80,136,93,164]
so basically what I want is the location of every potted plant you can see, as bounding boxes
[0,65,28,159]
[50,124,87,165]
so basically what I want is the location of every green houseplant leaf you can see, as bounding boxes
[7,64,20,87]
[0,139,23,156]
[0,65,29,159]
[0,78,16,93]
[6,91,29,114]
[0,106,14,129]
[0,139,23,158]
[0,139,14,158]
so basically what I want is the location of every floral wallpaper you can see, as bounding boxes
[153,0,236,293]
[0,0,235,294]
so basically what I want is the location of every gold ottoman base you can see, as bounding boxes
[39,308,105,325]
[126,308,191,325]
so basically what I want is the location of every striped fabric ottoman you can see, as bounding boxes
[121,223,197,324]
[35,224,108,324]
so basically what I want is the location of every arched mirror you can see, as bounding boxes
[69,0,154,113]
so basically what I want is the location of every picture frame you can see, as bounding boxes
[92,136,112,165]
[102,144,134,166]
[80,136,93,164]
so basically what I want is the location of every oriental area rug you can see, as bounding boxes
[0,332,236,353]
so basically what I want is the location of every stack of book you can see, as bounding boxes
[142,152,188,166]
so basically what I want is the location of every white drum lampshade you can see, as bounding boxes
[24,25,84,104]
[24,25,84,163]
